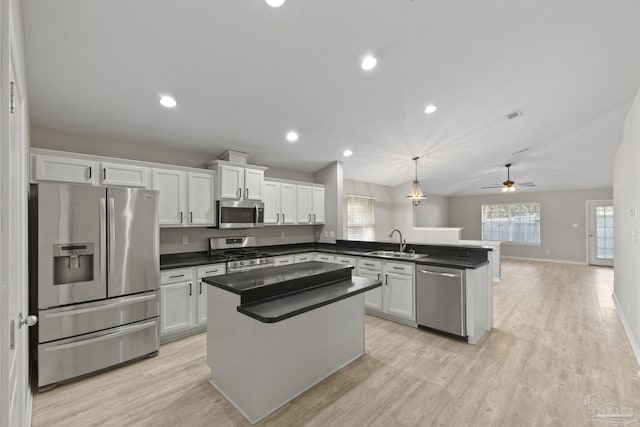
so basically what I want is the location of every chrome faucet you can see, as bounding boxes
[388,229,406,253]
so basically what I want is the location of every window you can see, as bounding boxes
[481,203,541,244]
[347,196,375,241]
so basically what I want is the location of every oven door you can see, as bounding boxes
[217,200,264,229]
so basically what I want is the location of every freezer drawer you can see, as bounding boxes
[416,266,466,338]
[38,291,159,342]
[38,318,159,388]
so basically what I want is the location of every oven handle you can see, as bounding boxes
[254,205,259,225]
[42,320,157,351]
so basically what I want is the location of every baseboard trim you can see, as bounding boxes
[612,292,640,369]
[502,256,587,265]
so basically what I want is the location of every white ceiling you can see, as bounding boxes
[22,0,640,195]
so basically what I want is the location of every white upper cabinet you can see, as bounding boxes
[311,186,325,224]
[153,169,187,226]
[218,165,244,200]
[100,162,149,188]
[216,164,265,201]
[281,183,297,224]
[32,154,96,184]
[263,181,281,225]
[244,169,264,201]
[296,185,313,224]
[187,173,215,225]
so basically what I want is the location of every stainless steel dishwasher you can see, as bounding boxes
[416,265,467,340]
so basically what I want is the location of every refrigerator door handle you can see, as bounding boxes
[100,197,107,288]
[108,197,116,283]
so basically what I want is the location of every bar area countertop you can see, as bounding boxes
[204,261,381,424]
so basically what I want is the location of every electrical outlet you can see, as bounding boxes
[572,223,579,229]
[182,235,188,245]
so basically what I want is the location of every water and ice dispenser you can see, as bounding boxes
[52,243,94,285]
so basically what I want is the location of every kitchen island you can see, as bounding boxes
[202,262,381,425]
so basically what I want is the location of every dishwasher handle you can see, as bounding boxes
[418,269,461,279]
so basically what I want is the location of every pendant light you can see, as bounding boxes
[406,156,427,206]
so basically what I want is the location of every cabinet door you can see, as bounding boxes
[244,169,264,201]
[196,264,226,326]
[218,165,244,199]
[160,281,194,336]
[100,162,149,188]
[296,185,312,223]
[281,183,297,224]
[188,172,215,225]
[385,272,414,320]
[263,181,281,224]
[312,187,325,224]
[152,169,186,226]
[358,269,383,311]
[33,154,95,184]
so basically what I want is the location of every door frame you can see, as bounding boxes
[585,199,614,267]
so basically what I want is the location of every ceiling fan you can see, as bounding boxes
[481,163,536,192]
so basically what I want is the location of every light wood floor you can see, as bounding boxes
[32,260,640,427]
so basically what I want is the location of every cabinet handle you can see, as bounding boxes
[88,166,92,179]
[189,283,192,296]
[205,269,218,274]
[308,214,311,222]
[385,274,388,285]
[245,188,249,198]
[237,188,242,198]
[364,263,374,267]
[103,168,107,180]
[199,280,202,294]
[180,212,183,223]
[169,274,184,279]
[393,266,404,270]
[282,213,285,222]
[377,273,381,280]
[313,214,316,222]
[276,213,280,223]
[190,212,193,223]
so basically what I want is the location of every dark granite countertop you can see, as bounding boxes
[238,276,381,323]
[161,241,492,271]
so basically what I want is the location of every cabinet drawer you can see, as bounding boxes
[357,258,382,271]
[275,256,294,266]
[335,256,357,267]
[315,253,335,263]
[197,264,226,279]
[294,253,314,263]
[384,261,413,275]
[161,268,193,284]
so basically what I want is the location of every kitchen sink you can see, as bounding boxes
[364,250,428,260]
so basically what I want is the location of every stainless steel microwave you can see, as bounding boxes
[217,200,265,229]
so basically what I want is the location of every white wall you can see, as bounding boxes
[613,87,640,366]
[315,162,343,243]
[448,188,613,263]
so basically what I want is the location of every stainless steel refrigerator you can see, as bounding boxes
[29,182,160,390]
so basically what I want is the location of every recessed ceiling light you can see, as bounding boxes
[159,95,177,108]
[265,0,286,7]
[343,149,353,157]
[424,104,437,114]
[361,55,377,71]
[286,131,299,142]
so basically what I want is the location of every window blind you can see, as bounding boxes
[347,196,375,241]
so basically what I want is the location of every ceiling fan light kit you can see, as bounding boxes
[481,163,536,192]
[406,156,427,206]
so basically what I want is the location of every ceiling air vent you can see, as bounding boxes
[506,110,523,120]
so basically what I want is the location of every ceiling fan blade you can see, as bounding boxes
[480,185,503,189]
[517,182,536,187]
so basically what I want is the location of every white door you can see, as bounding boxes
[100,162,149,188]
[218,165,243,200]
[152,169,186,226]
[263,181,280,224]
[296,185,312,223]
[188,172,215,225]
[587,200,614,267]
[312,187,325,224]
[358,269,383,311]
[1,44,31,427]
[244,169,264,201]
[281,183,297,224]
[160,282,194,336]
[385,273,414,320]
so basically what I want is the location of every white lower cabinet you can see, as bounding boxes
[160,263,225,341]
[357,258,415,323]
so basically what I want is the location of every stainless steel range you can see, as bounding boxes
[209,236,275,273]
